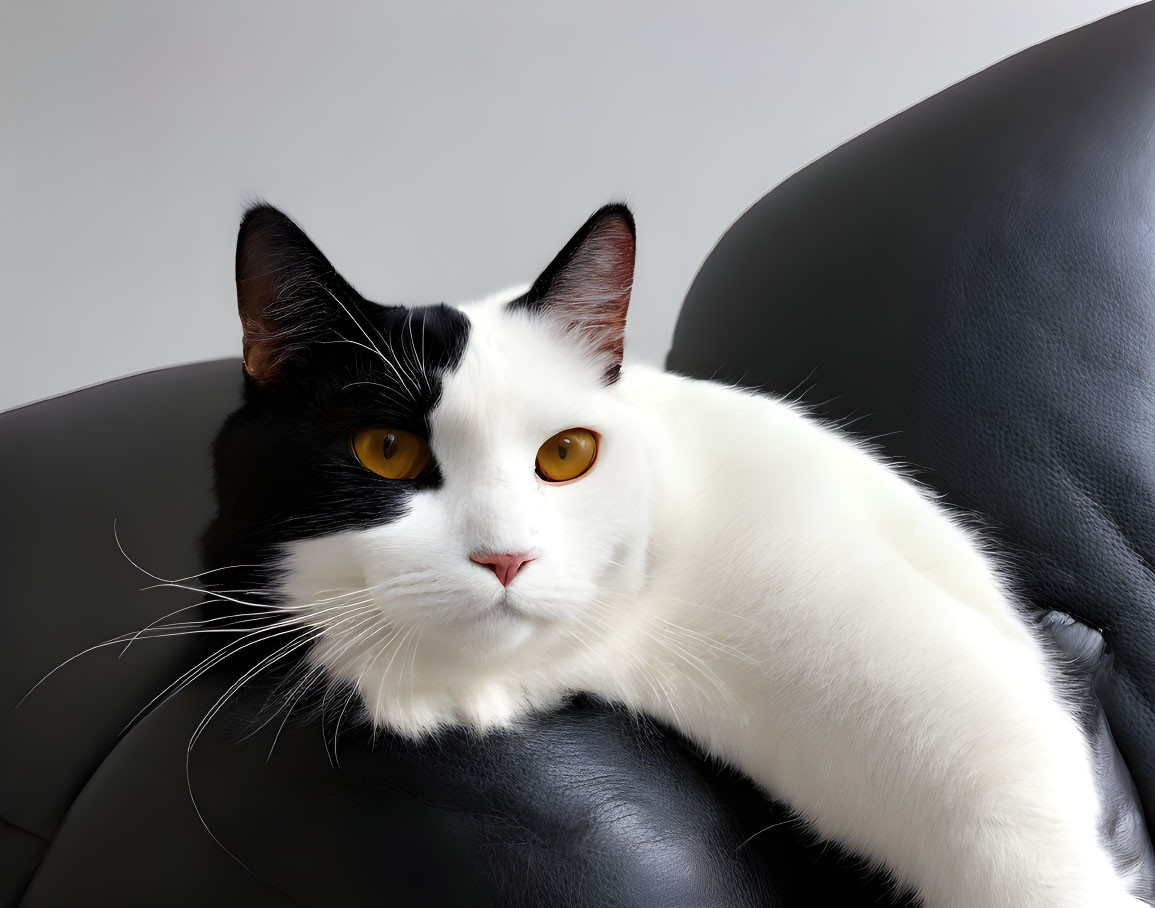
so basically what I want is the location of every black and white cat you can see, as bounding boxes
[204,203,1148,908]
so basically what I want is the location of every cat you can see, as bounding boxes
[202,202,1150,908]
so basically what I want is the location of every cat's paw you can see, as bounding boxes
[367,690,455,738]
[451,682,524,732]
[365,683,533,736]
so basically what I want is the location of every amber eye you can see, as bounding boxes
[535,428,598,483]
[351,428,432,480]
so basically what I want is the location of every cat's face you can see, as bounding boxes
[205,205,649,729]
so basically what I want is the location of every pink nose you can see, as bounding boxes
[470,551,537,587]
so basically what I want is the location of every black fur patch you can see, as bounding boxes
[204,302,470,567]
[203,206,471,590]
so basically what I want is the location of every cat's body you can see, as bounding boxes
[207,204,1148,908]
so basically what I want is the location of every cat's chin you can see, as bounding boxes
[435,605,542,658]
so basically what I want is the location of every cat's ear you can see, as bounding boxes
[235,204,364,387]
[512,204,635,383]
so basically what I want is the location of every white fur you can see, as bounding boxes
[280,293,1146,908]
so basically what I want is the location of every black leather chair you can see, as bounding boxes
[3,5,1154,905]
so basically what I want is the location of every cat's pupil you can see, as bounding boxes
[558,440,569,460]
[382,434,397,460]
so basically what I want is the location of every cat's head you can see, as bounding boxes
[204,204,652,731]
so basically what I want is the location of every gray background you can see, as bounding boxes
[0,1,1137,412]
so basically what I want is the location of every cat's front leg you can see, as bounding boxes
[632,569,1143,908]
[744,585,1137,908]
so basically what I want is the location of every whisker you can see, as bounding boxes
[135,563,267,588]
[321,287,388,363]
[370,623,419,725]
[12,607,280,713]
[327,621,395,765]
[248,611,382,759]
[121,602,377,734]
[181,627,324,878]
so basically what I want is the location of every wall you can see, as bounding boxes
[0,0,1139,410]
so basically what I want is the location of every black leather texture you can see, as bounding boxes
[5,3,1155,905]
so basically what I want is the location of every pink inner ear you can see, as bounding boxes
[236,221,302,386]
[547,216,635,370]
[239,310,284,383]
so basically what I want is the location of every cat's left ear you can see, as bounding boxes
[235,204,368,387]
[511,204,635,384]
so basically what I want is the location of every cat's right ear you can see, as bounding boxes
[235,204,360,387]
[510,204,636,384]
